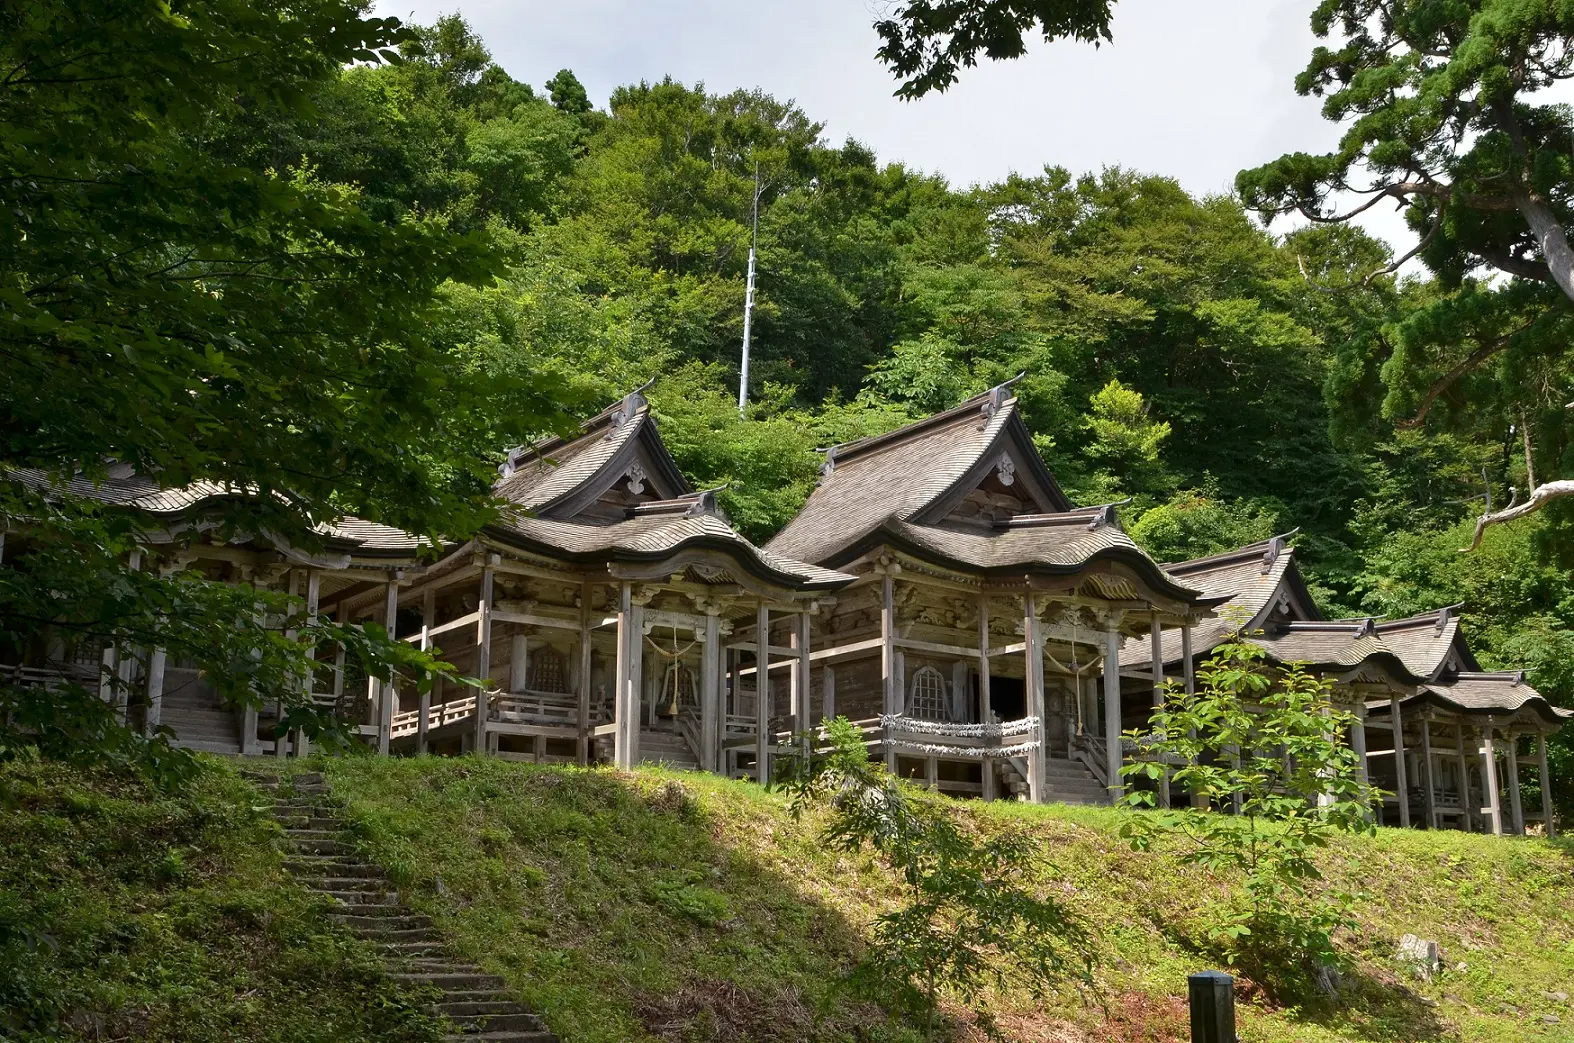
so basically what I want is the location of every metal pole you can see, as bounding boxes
[737,161,760,414]
[1188,970,1236,1043]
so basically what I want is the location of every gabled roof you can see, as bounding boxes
[9,467,427,558]
[485,393,851,593]
[1372,671,1571,727]
[1247,618,1424,684]
[1123,535,1317,668]
[493,392,690,518]
[763,387,1203,604]
[765,386,1072,567]
[1373,606,1478,682]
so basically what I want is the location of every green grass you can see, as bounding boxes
[315,755,1574,1043]
[0,755,443,1043]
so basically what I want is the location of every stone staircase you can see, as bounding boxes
[636,728,701,771]
[160,677,243,753]
[250,771,558,1043]
[996,756,1111,805]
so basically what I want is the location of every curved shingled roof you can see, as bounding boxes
[764,388,1204,603]
[1122,535,1317,668]
[493,393,690,516]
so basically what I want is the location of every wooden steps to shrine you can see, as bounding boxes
[247,770,558,1043]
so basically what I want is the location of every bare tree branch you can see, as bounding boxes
[1395,319,1539,429]
[1461,479,1574,551]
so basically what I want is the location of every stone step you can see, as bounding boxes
[274,816,341,831]
[357,926,440,942]
[436,991,525,1004]
[438,1000,538,1017]
[391,972,507,991]
[290,838,354,855]
[382,940,452,958]
[440,1031,556,1043]
[325,892,401,907]
[299,876,393,892]
[333,913,432,932]
[282,828,339,841]
[398,959,486,974]
[283,858,383,878]
[446,1012,548,1033]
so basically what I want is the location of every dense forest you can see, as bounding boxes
[225,16,1572,703]
[4,2,1570,785]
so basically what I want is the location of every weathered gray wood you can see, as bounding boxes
[578,582,593,767]
[756,602,770,786]
[881,572,896,772]
[1025,591,1045,804]
[144,647,166,734]
[701,610,720,772]
[379,579,398,755]
[1539,733,1556,837]
[1420,717,1438,829]
[1480,726,1503,836]
[1151,611,1169,809]
[472,563,494,753]
[1456,724,1474,832]
[792,611,811,728]
[1506,735,1524,835]
[822,664,836,721]
[296,568,321,758]
[1390,697,1409,827]
[509,633,529,693]
[613,582,633,769]
[1103,621,1124,801]
[417,589,434,755]
[979,593,995,800]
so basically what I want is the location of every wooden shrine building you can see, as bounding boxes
[1122,536,1569,834]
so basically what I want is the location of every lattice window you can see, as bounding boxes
[529,648,567,693]
[907,666,949,722]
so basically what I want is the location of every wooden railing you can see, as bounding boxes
[390,694,478,740]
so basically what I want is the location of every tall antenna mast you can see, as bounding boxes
[737,160,760,415]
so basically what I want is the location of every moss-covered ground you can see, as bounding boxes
[315,755,1574,1043]
[0,756,442,1043]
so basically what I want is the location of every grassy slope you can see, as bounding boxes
[319,756,1574,1043]
[0,757,442,1043]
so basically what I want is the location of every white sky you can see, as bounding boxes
[373,0,1418,254]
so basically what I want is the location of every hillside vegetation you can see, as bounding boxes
[309,755,1574,1043]
[0,758,442,1043]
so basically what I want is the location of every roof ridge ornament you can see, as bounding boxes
[978,372,1026,428]
[497,444,531,479]
[606,379,655,440]
[819,444,838,477]
[1260,527,1299,574]
[1085,497,1130,530]
[1434,602,1463,634]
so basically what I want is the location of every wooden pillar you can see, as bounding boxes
[881,571,896,771]
[509,633,530,693]
[613,582,633,769]
[791,611,811,730]
[1024,591,1045,804]
[416,589,434,755]
[977,595,993,723]
[979,594,995,800]
[473,561,494,753]
[755,602,770,786]
[578,582,593,767]
[379,578,398,755]
[1539,734,1556,837]
[1390,696,1410,827]
[144,645,167,735]
[1506,734,1525,835]
[1103,619,1124,801]
[701,610,721,773]
[1481,725,1503,836]
[1420,716,1438,829]
[822,664,836,721]
[1150,611,1170,809]
[293,569,321,759]
[1455,723,1474,832]
[1351,702,1369,786]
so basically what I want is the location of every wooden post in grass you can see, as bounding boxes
[1188,970,1236,1043]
